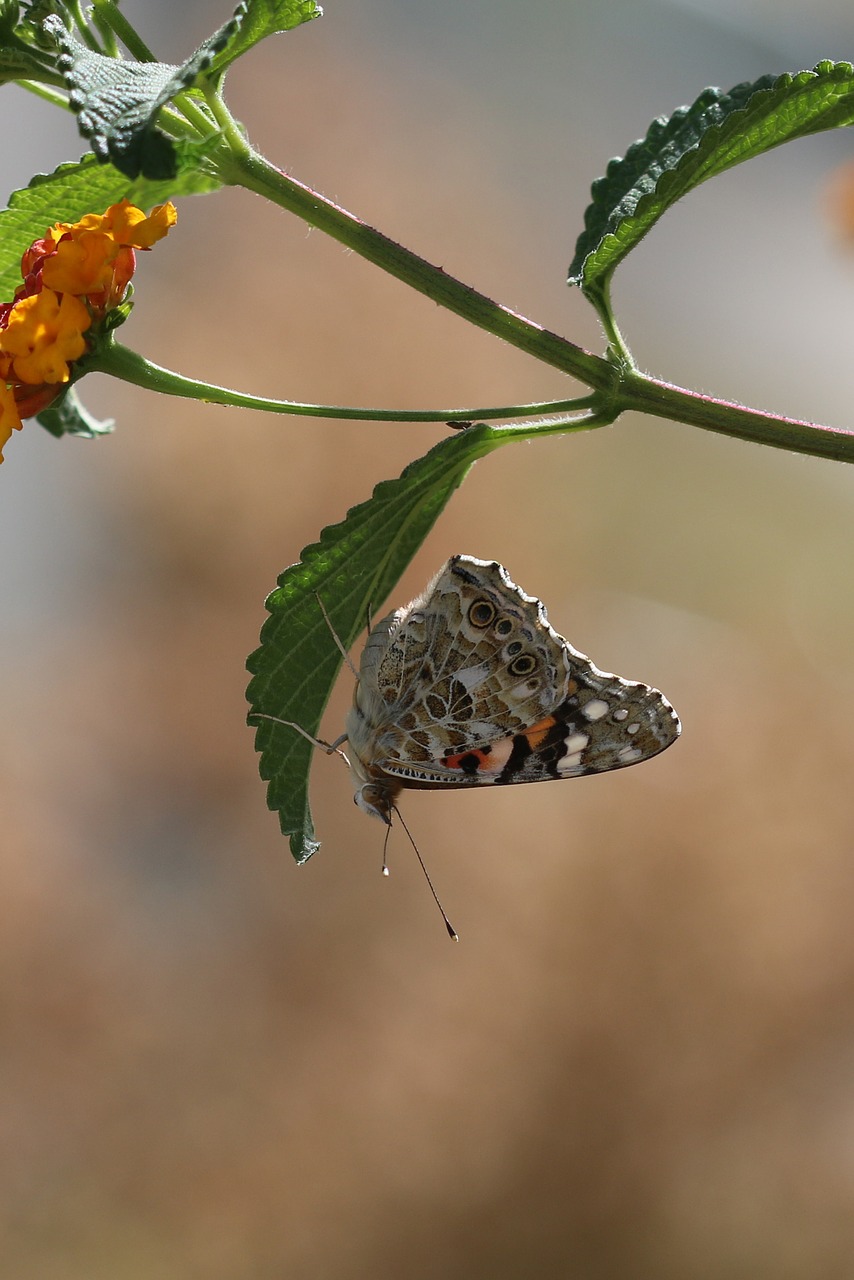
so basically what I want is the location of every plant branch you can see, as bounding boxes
[220,145,614,392]
[91,1,158,61]
[623,372,854,462]
[86,336,854,462]
[19,77,69,104]
[214,141,854,463]
[84,339,599,424]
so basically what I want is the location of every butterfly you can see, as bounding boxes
[252,556,680,937]
[324,554,681,822]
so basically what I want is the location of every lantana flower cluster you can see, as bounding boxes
[0,198,177,462]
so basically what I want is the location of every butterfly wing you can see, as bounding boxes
[380,664,680,789]
[348,555,679,791]
[353,555,570,758]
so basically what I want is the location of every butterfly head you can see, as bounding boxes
[353,779,397,825]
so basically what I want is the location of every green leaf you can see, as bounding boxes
[0,45,62,85]
[43,7,245,178]
[246,424,497,863]
[0,1,63,84]
[570,61,854,302]
[36,385,114,438]
[0,154,219,304]
[207,0,322,77]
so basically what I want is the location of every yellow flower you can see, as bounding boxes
[97,197,177,249]
[0,381,22,461]
[48,198,177,251]
[41,229,121,297]
[41,199,177,298]
[0,199,176,463]
[0,288,91,385]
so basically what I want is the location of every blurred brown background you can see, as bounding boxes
[3,1,854,1276]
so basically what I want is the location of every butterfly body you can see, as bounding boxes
[344,555,680,823]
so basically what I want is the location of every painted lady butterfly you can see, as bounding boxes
[253,556,680,936]
[338,554,681,822]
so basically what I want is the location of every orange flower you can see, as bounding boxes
[0,380,22,461]
[39,199,177,306]
[1,288,91,385]
[40,229,123,299]
[87,198,177,249]
[0,199,176,463]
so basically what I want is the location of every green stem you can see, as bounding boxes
[91,0,157,61]
[204,90,248,152]
[85,339,600,425]
[89,333,854,460]
[622,372,854,463]
[474,410,614,445]
[166,92,217,138]
[590,280,636,370]
[191,102,854,463]
[19,77,69,104]
[219,144,613,392]
[66,0,103,52]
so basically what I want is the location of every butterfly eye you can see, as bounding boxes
[468,599,495,628]
[494,617,513,637]
[508,653,537,677]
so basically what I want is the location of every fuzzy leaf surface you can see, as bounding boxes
[570,62,854,299]
[44,8,243,178]
[206,0,322,76]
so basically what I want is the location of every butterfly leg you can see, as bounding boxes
[313,592,359,678]
[248,712,351,763]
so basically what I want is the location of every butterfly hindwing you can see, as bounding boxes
[378,653,680,790]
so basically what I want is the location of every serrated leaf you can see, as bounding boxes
[36,385,114,438]
[0,154,219,304]
[246,424,498,862]
[570,61,854,300]
[207,0,322,77]
[44,7,244,178]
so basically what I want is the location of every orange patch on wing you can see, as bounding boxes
[518,714,558,751]
[443,719,559,774]
[443,736,516,773]
[444,746,496,772]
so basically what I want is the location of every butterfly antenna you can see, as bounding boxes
[381,823,391,877]
[314,592,359,678]
[391,804,459,942]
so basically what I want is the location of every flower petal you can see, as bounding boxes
[0,381,23,461]
[41,229,120,296]
[0,289,91,385]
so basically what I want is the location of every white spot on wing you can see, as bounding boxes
[454,663,489,691]
[582,699,609,721]
[564,732,589,753]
